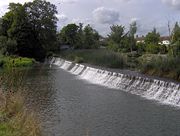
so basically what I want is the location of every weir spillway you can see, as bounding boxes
[51,57,180,107]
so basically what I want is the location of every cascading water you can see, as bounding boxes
[51,57,180,107]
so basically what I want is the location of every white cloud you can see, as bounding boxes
[61,0,78,4]
[93,7,119,24]
[57,14,68,22]
[71,18,94,26]
[0,0,32,6]
[162,0,180,10]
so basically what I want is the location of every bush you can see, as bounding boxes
[60,49,127,68]
[145,44,159,54]
[74,56,84,63]
[140,56,180,80]
[2,57,35,68]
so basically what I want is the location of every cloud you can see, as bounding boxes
[93,7,119,24]
[162,0,180,10]
[57,14,68,22]
[61,0,78,4]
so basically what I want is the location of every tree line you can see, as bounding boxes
[0,0,179,61]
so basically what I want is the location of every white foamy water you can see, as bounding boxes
[51,57,180,107]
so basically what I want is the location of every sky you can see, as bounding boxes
[0,0,180,36]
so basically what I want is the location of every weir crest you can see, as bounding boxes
[51,57,180,107]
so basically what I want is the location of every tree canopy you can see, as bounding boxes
[145,28,160,45]
[0,0,58,60]
[58,23,100,49]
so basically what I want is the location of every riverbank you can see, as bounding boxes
[0,65,41,136]
[0,91,41,136]
[0,56,35,69]
[57,49,180,81]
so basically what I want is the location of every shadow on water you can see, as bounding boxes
[4,64,180,136]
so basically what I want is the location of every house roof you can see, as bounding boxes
[160,36,170,41]
[136,37,145,41]
[136,36,170,42]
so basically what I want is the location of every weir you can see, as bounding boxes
[51,57,180,107]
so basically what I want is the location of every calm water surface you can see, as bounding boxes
[20,65,180,136]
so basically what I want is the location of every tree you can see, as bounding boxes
[108,25,126,44]
[59,23,79,47]
[24,0,58,51]
[108,25,130,52]
[172,22,180,43]
[83,24,100,49]
[0,0,58,60]
[129,21,137,52]
[58,23,100,49]
[169,22,180,57]
[145,28,160,45]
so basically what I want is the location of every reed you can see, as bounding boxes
[0,70,41,136]
[60,49,127,68]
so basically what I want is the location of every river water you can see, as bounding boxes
[20,65,180,136]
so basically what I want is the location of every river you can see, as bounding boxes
[19,64,180,136]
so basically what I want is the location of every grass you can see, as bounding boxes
[140,55,180,81]
[0,92,41,136]
[0,69,41,136]
[59,49,127,68]
[58,49,180,81]
[0,56,35,68]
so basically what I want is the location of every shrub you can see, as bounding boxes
[74,56,84,63]
[140,56,180,80]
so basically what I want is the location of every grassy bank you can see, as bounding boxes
[139,55,180,81]
[0,92,41,136]
[59,49,128,68]
[58,49,180,81]
[0,56,35,68]
[0,67,41,136]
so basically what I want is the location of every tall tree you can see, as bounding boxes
[24,0,58,51]
[108,25,126,44]
[83,24,100,49]
[59,23,79,47]
[129,21,137,52]
[0,0,58,60]
[172,22,180,43]
[145,28,160,45]
[107,25,129,52]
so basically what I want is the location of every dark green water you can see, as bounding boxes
[17,65,180,136]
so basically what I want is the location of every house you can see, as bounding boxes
[136,35,145,43]
[159,36,171,46]
[136,36,171,46]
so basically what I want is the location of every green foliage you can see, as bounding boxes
[60,24,79,47]
[0,56,35,68]
[107,24,137,53]
[108,25,125,44]
[145,28,160,45]
[58,24,100,49]
[136,42,146,53]
[140,56,180,80]
[0,0,58,60]
[83,24,100,49]
[172,22,180,43]
[0,92,41,136]
[74,56,84,63]
[145,44,159,54]
[129,21,137,52]
[60,49,127,68]
[6,39,17,55]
